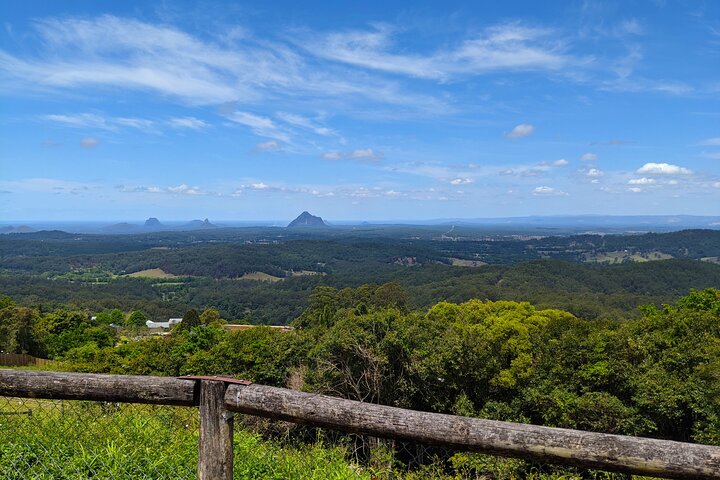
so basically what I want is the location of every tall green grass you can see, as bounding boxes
[0,398,366,480]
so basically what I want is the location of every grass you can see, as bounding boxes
[0,397,366,480]
[238,272,283,282]
[126,268,182,279]
[583,250,673,264]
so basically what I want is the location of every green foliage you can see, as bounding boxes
[177,308,200,332]
[199,307,222,325]
[0,304,40,355]
[125,310,147,327]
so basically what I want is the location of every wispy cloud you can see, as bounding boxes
[225,111,290,141]
[276,112,335,137]
[579,152,598,161]
[118,183,209,195]
[0,15,450,115]
[168,116,209,129]
[300,23,574,80]
[42,113,110,130]
[42,112,160,133]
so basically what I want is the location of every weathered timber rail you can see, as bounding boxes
[2,369,720,480]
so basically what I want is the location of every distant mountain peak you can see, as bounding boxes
[144,217,162,228]
[184,218,217,229]
[0,225,36,234]
[288,211,327,227]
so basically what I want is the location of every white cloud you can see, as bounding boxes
[166,184,206,195]
[80,137,99,148]
[636,162,692,175]
[628,177,656,185]
[168,116,208,129]
[698,137,720,146]
[552,159,569,166]
[586,168,603,177]
[628,187,642,193]
[713,182,720,189]
[703,152,720,160]
[349,148,383,161]
[579,152,598,161]
[250,182,270,190]
[256,140,281,151]
[505,123,535,139]
[450,178,473,185]
[532,186,567,196]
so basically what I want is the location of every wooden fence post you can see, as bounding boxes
[198,380,233,480]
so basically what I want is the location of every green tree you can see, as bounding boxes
[125,310,147,327]
[199,308,222,325]
[178,308,201,332]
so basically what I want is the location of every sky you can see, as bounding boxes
[1,0,719,222]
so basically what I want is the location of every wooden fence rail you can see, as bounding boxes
[1,369,719,480]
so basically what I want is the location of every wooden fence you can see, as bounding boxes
[0,353,54,367]
[0,369,719,480]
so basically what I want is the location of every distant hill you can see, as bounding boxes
[184,218,217,229]
[288,211,327,227]
[0,225,36,234]
[144,217,163,229]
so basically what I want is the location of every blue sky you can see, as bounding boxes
[1,0,719,221]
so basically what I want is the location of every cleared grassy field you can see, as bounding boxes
[127,268,182,279]
[449,258,487,267]
[238,272,283,282]
[583,250,674,264]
